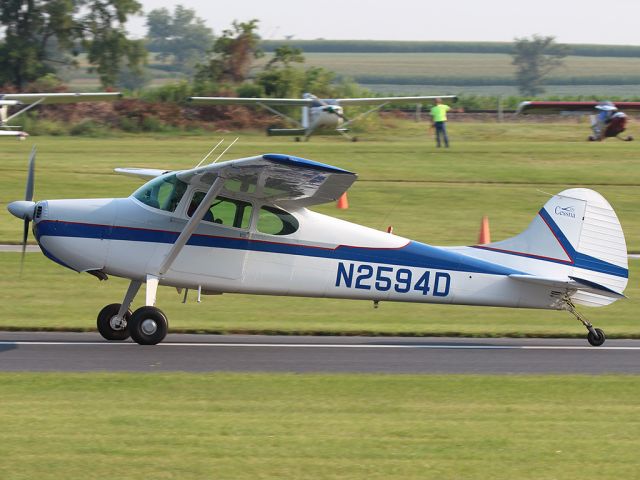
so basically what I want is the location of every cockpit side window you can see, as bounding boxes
[257,205,299,236]
[188,192,253,229]
[133,174,187,212]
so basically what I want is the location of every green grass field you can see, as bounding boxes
[254,52,640,95]
[275,52,640,81]
[1,373,639,479]
[65,50,640,95]
[1,121,638,337]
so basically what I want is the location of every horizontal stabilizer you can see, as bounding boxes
[267,128,307,136]
[509,274,625,299]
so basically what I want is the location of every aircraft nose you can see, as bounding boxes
[7,200,36,220]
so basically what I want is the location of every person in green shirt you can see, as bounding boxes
[430,98,451,147]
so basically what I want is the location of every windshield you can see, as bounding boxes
[133,173,187,212]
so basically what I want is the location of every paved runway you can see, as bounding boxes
[1,332,639,374]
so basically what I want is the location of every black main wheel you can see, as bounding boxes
[129,306,168,345]
[97,303,131,341]
[587,328,606,347]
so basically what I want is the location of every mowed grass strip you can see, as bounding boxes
[2,122,640,247]
[1,122,638,336]
[0,373,638,480]
[1,253,637,337]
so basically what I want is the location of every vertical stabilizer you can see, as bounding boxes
[476,188,628,305]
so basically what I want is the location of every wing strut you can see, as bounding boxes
[257,102,302,127]
[341,102,390,129]
[3,97,46,125]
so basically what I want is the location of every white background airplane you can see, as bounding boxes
[7,150,628,346]
[189,93,457,141]
[1,92,122,139]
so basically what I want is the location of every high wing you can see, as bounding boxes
[336,95,457,105]
[1,92,122,130]
[188,97,312,106]
[188,95,458,107]
[517,100,640,114]
[114,167,170,179]
[176,153,357,208]
[0,92,122,105]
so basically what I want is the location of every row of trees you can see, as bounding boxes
[0,2,569,97]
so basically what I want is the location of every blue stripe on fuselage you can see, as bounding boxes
[35,220,522,276]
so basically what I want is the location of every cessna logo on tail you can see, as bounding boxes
[554,206,576,218]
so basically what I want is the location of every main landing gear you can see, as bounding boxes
[96,277,169,345]
[564,296,606,347]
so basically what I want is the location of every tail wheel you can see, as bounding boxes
[587,328,606,347]
[129,306,168,345]
[97,303,131,341]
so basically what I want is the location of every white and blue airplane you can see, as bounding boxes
[7,151,628,345]
[189,93,457,141]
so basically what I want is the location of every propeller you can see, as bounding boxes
[7,146,37,272]
[308,94,349,121]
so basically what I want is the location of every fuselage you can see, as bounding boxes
[31,190,567,311]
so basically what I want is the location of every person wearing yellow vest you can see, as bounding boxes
[430,98,451,147]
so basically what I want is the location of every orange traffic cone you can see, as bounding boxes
[478,215,491,244]
[337,193,349,209]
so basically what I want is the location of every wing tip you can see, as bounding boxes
[262,153,356,175]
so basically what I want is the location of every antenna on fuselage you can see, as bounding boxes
[212,137,239,164]
[194,139,225,168]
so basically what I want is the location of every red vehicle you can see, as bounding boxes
[517,101,635,141]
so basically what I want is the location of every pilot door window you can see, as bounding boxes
[188,192,252,229]
[133,174,188,212]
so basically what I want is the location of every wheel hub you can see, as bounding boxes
[109,315,126,331]
[141,318,158,335]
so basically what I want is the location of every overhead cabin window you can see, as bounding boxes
[188,192,253,229]
[133,174,187,212]
[257,206,299,236]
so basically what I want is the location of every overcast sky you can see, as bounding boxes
[130,0,640,45]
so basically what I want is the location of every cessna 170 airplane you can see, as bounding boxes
[8,150,627,346]
[189,93,457,141]
[1,92,122,139]
[517,100,640,141]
